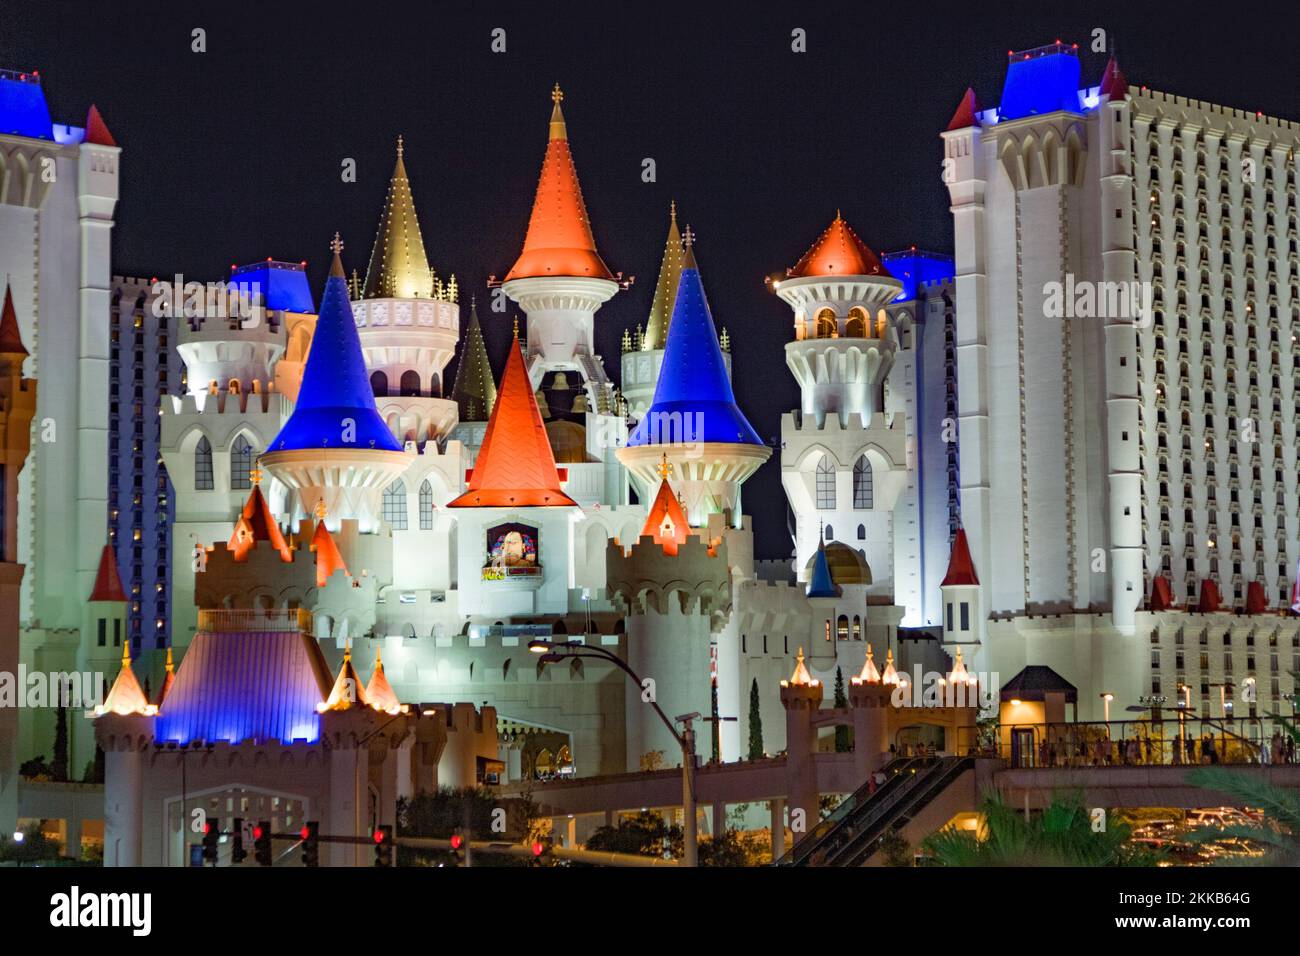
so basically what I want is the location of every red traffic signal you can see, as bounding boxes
[531,840,544,857]
[252,825,265,840]
[450,834,463,850]
[300,825,311,841]
[203,821,214,835]
[373,829,385,844]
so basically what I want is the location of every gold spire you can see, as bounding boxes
[549,83,567,140]
[314,499,327,520]
[513,315,520,338]
[250,465,262,485]
[642,201,685,351]
[451,297,497,422]
[362,137,433,299]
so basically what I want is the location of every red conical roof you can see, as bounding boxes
[1245,580,1269,615]
[1196,579,1221,613]
[640,477,690,556]
[89,544,127,602]
[788,213,889,280]
[946,87,981,131]
[1149,575,1175,611]
[1099,55,1128,98]
[447,337,577,507]
[228,484,291,561]
[503,86,614,282]
[312,520,349,588]
[940,528,979,587]
[0,284,28,357]
[84,104,117,147]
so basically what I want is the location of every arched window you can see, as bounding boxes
[382,479,408,530]
[195,437,214,490]
[370,370,388,398]
[815,308,838,339]
[418,479,434,530]
[875,311,888,338]
[837,615,849,640]
[816,455,836,510]
[824,525,834,541]
[845,307,868,339]
[852,615,861,640]
[853,455,873,509]
[230,435,253,490]
[400,370,421,397]
[857,523,866,540]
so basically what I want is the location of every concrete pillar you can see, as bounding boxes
[849,682,891,779]
[65,817,83,861]
[711,798,727,836]
[780,672,823,839]
[769,798,785,861]
[102,737,144,867]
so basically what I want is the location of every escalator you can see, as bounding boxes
[776,755,974,867]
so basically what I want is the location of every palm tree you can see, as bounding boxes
[1185,767,1300,864]
[922,791,1162,866]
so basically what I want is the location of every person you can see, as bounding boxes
[1287,735,1296,764]
[867,774,878,796]
[1184,734,1195,764]
[1143,735,1153,765]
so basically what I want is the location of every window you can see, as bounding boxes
[824,525,834,541]
[400,370,421,397]
[97,619,106,647]
[853,456,873,509]
[815,308,837,339]
[837,615,849,640]
[852,616,861,640]
[230,435,253,490]
[370,370,388,397]
[194,437,213,490]
[382,479,408,530]
[816,455,836,510]
[419,479,434,530]
[946,602,954,632]
[857,523,865,540]
[960,602,970,632]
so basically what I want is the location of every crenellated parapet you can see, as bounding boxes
[605,533,730,621]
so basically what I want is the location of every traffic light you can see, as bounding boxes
[449,831,465,867]
[300,821,319,868]
[201,817,220,866]
[373,825,394,867]
[231,817,247,865]
[529,837,552,867]
[253,820,272,867]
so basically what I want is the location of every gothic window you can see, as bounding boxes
[419,479,434,530]
[370,370,388,398]
[837,615,849,640]
[857,523,866,540]
[383,479,408,530]
[853,455,873,509]
[195,436,214,490]
[230,435,253,490]
[816,455,836,510]
[400,370,421,397]
[852,616,861,640]
[845,308,868,339]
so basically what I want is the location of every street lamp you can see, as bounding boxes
[1100,692,1114,724]
[530,639,700,866]
[12,830,23,843]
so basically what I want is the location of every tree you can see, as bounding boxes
[833,667,850,752]
[747,677,764,760]
[51,704,68,782]
[1185,767,1300,865]
[585,811,682,859]
[0,826,63,863]
[922,791,1162,866]
[397,786,528,867]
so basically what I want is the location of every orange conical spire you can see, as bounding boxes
[503,86,614,282]
[447,337,577,507]
[640,457,691,555]
[0,283,29,358]
[228,483,292,562]
[788,214,889,279]
[311,518,349,588]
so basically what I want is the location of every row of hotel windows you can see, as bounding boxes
[815,455,873,510]
[739,618,865,655]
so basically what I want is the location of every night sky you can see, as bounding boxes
[4,1,1298,559]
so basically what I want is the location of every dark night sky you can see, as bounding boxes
[3,1,1298,559]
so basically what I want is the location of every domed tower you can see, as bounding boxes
[619,230,770,528]
[771,214,909,603]
[352,137,460,444]
[494,86,626,405]
[261,235,413,531]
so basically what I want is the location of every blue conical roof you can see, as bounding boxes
[270,242,402,453]
[806,540,839,598]
[627,241,763,447]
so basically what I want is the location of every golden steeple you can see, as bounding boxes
[362,136,434,299]
[319,640,368,711]
[549,83,567,141]
[642,200,684,351]
[450,297,497,422]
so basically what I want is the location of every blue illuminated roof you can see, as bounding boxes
[155,629,333,745]
[998,43,1084,120]
[880,250,955,302]
[269,261,402,452]
[628,252,764,447]
[0,70,53,140]
[806,543,839,598]
[229,261,315,313]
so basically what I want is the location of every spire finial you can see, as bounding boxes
[656,452,674,480]
[330,232,343,255]
[120,640,131,668]
[250,465,262,485]
[165,645,175,673]
[513,315,519,338]
[670,198,677,223]
[329,232,345,279]
[836,208,842,221]
[314,499,327,520]
[682,224,695,248]
[396,134,404,157]
[343,638,352,662]
[552,83,564,105]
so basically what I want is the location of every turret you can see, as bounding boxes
[779,649,822,832]
[353,137,460,444]
[939,528,982,648]
[260,235,414,531]
[618,230,770,528]
[494,86,626,403]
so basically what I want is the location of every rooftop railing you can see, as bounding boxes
[197,607,313,633]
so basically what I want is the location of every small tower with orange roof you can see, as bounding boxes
[779,648,823,830]
[494,86,627,404]
[606,456,731,771]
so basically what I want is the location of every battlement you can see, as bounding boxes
[1133,87,1300,137]
[163,390,285,417]
[782,408,907,435]
[605,533,730,617]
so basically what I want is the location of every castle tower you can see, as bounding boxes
[620,202,686,419]
[450,298,496,423]
[779,650,823,833]
[0,73,119,631]
[939,527,983,651]
[606,470,730,769]
[261,235,414,530]
[0,283,35,834]
[71,542,130,767]
[446,333,580,617]
[619,231,770,528]
[496,86,624,402]
[771,214,909,604]
[354,137,461,445]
